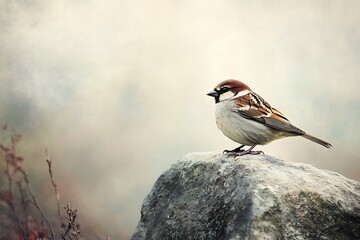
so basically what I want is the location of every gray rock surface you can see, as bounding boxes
[132,152,360,240]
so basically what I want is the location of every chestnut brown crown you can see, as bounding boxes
[214,79,251,94]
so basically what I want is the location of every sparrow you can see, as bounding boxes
[207,79,332,156]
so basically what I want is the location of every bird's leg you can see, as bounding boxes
[223,145,245,154]
[234,145,264,156]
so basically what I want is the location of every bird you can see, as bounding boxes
[207,79,332,156]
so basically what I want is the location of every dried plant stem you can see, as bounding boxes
[28,186,55,240]
[21,164,55,240]
[4,160,28,240]
[46,149,62,225]
[16,181,30,235]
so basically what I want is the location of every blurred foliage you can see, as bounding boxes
[0,126,84,240]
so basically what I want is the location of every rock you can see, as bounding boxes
[132,152,360,240]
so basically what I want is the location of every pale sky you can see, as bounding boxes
[1,1,360,239]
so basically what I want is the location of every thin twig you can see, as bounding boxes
[17,154,56,240]
[2,146,28,240]
[26,177,55,240]
[16,180,30,235]
[46,149,62,225]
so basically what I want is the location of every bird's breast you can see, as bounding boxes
[214,100,281,145]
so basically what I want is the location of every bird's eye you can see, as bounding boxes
[221,87,229,92]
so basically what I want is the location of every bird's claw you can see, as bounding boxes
[223,145,245,154]
[223,146,265,157]
[223,149,240,154]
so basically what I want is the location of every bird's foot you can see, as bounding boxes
[224,145,264,157]
[223,145,245,154]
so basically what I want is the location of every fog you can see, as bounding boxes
[1,0,360,238]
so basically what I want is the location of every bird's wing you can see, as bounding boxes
[233,92,305,135]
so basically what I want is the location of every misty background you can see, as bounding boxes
[1,0,359,238]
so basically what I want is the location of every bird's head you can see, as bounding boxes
[207,79,251,103]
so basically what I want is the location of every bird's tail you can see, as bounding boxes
[302,133,332,148]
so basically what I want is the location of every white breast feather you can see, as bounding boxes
[215,100,284,146]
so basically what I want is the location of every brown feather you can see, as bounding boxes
[233,92,305,135]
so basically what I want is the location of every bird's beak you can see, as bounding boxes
[207,90,219,97]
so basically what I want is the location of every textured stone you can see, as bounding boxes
[132,152,360,240]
